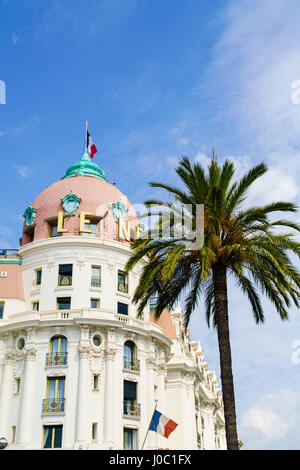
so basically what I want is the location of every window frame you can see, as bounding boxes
[91,265,101,288]
[0,301,4,319]
[58,264,73,287]
[123,427,137,450]
[92,422,98,441]
[117,302,128,316]
[81,216,100,238]
[48,335,68,366]
[118,270,128,293]
[56,297,71,310]
[43,425,63,449]
[90,298,100,309]
[32,301,39,312]
[35,268,42,286]
[93,374,99,390]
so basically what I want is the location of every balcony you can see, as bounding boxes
[46,352,68,366]
[42,398,65,414]
[123,401,141,418]
[8,309,165,336]
[123,356,140,372]
[0,248,18,257]
[91,276,101,288]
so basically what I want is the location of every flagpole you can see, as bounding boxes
[141,404,157,450]
[85,120,88,153]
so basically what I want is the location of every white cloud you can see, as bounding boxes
[240,389,300,448]
[194,152,210,167]
[248,167,299,205]
[15,166,30,178]
[166,156,179,168]
[12,114,41,134]
[242,402,288,440]
[204,0,300,207]
[11,34,18,44]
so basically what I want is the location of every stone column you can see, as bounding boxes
[185,373,197,450]
[103,348,116,448]
[17,348,37,447]
[0,351,14,438]
[202,402,216,449]
[75,346,91,447]
[219,426,227,449]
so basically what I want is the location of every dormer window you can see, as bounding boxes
[51,225,58,237]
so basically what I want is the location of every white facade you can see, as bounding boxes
[0,157,226,450]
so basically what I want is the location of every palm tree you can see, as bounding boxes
[125,154,300,450]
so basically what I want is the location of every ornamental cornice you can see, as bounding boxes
[50,326,66,334]
[157,362,167,376]
[123,372,138,381]
[201,401,215,417]
[25,348,37,361]
[47,369,66,377]
[105,348,117,360]
[74,250,86,270]
[184,371,195,384]
[124,331,138,341]
[106,262,116,273]
[4,351,15,364]
[146,356,157,370]
[90,348,103,359]
[79,346,91,359]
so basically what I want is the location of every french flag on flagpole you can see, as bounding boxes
[149,410,178,438]
[86,129,98,159]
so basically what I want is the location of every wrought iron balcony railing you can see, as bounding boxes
[0,248,18,257]
[42,398,65,413]
[58,275,72,286]
[123,356,140,372]
[91,276,101,288]
[123,401,141,417]
[46,352,68,366]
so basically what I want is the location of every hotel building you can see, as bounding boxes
[0,152,226,449]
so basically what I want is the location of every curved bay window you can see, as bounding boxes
[46,336,68,366]
[123,340,140,372]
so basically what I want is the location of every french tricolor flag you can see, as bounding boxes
[87,130,98,159]
[149,410,178,438]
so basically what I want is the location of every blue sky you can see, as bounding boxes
[1,0,300,449]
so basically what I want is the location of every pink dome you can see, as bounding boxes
[21,175,139,246]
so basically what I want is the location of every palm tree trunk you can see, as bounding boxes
[212,263,239,450]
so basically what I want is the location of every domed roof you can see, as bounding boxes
[21,155,138,245]
[62,152,107,181]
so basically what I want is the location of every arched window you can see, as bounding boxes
[47,336,68,366]
[123,340,139,371]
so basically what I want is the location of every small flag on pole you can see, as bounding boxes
[149,410,178,438]
[86,127,98,159]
